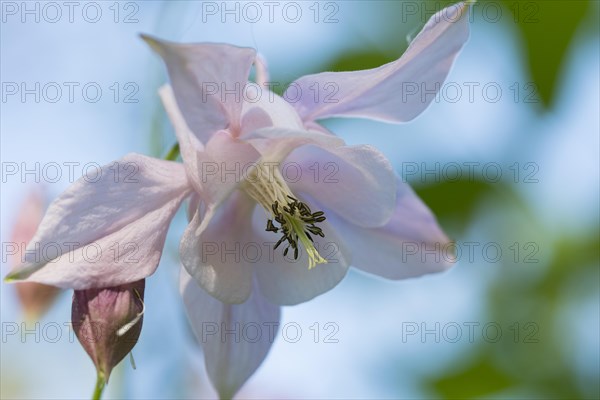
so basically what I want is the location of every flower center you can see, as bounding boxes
[242,163,328,269]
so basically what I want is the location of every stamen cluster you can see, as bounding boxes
[265,196,326,260]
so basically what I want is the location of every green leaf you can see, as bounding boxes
[414,179,501,235]
[325,50,398,72]
[500,0,590,108]
[427,355,517,398]
[533,233,600,298]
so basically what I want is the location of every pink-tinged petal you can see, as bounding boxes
[186,193,201,223]
[243,127,395,227]
[254,53,270,88]
[240,91,305,136]
[252,203,351,305]
[328,179,454,279]
[142,35,256,141]
[5,154,191,289]
[180,191,256,304]
[286,1,471,124]
[195,131,261,233]
[241,127,344,164]
[304,120,336,135]
[159,85,204,192]
[180,269,280,399]
[286,144,396,228]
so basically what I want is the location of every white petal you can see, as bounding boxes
[286,2,471,123]
[5,154,191,289]
[143,35,256,141]
[197,130,261,210]
[241,127,344,164]
[159,84,204,192]
[240,90,305,135]
[244,128,396,227]
[180,268,280,399]
[329,179,454,279]
[287,144,396,228]
[254,53,270,88]
[252,204,351,305]
[179,191,256,304]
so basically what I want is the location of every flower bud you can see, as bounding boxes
[9,189,60,320]
[71,279,145,382]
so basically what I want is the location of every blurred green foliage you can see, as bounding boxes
[415,179,512,235]
[424,227,598,398]
[409,172,599,398]
[500,0,591,109]
[428,355,517,398]
[327,51,398,72]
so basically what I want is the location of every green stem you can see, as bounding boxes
[92,372,105,400]
[164,143,180,161]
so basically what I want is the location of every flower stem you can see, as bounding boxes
[92,372,105,400]
[164,143,180,161]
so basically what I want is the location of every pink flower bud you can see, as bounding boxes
[71,279,145,382]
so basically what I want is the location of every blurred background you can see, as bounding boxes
[1,0,598,398]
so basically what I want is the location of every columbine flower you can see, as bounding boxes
[5,2,471,398]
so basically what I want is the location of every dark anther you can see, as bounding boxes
[305,232,314,242]
[289,236,298,248]
[266,219,279,233]
[274,236,286,250]
[267,197,327,259]
[306,225,323,235]
[299,203,312,216]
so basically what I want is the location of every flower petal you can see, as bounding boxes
[142,35,256,141]
[5,154,191,289]
[241,127,344,164]
[285,1,471,124]
[243,128,395,227]
[240,91,305,135]
[252,203,351,305]
[179,191,256,304]
[328,178,454,279]
[159,84,203,192]
[196,130,261,226]
[254,53,270,88]
[286,144,396,228]
[180,268,280,399]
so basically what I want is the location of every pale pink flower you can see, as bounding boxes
[7,189,61,320]
[5,2,471,398]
